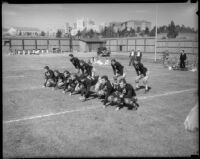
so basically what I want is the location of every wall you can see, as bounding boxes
[103,37,198,55]
[2,37,80,52]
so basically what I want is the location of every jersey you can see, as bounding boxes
[45,69,54,80]
[118,83,136,99]
[70,57,81,69]
[111,62,124,76]
[134,63,148,76]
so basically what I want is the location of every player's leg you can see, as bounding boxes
[135,75,143,90]
[143,71,150,92]
[113,97,122,111]
[124,98,138,110]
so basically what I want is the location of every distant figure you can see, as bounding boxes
[184,104,199,132]
[179,50,187,69]
[129,49,136,66]
[136,49,142,63]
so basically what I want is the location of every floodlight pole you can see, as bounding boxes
[154,4,158,62]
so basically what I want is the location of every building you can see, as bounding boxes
[126,20,151,31]
[9,27,41,36]
[108,20,151,32]
[79,37,106,52]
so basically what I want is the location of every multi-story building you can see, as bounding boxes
[7,27,41,36]
[108,20,151,32]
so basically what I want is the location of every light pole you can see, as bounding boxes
[69,27,72,52]
[154,4,158,62]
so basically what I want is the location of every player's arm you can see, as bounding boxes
[123,86,132,98]
[103,82,113,105]
[111,64,116,75]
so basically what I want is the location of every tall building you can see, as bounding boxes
[108,20,152,32]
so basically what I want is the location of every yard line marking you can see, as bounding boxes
[3,75,25,78]
[138,88,196,100]
[3,88,197,124]
[3,86,43,92]
[3,105,101,124]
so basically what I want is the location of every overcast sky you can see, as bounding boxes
[2,3,198,31]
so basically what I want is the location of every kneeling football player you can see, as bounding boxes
[62,70,71,93]
[111,78,138,111]
[53,70,66,90]
[43,66,56,88]
[97,76,113,106]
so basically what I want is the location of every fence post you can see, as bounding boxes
[35,39,37,50]
[144,38,146,53]
[135,39,136,51]
[10,39,12,49]
[127,39,128,52]
[116,39,118,52]
[22,39,24,50]
[59,39,61,52]
[47,39,49,51]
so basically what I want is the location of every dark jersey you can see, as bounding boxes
[54,73,65,83]
[80,77,92,98]
[80,62,93,76]
[134,63,147,76]
[118,83,136,98]
[136,51,142,62]
[68,77,80,93]
[180,53,187,61]
[45,69,54,80]
[100,80,113,105]
[70,57,81,69]
[111,62,124,76]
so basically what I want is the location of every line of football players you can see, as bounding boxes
[43,53,150,111]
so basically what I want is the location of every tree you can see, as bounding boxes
[167,21,178,38]
[76,30,81,39]
[130,28,136,37]
[40,31,45,36]
[149,26,156,36]
[56,30,62,38]
[137,27,141,33]
[88,29,94,38]
[144,27,150,35]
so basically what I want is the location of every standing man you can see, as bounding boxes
[179,50,187,69]
[69,54,81,73]
[111,59,125,79]
[129,49,136,66]
[136,49,143,63]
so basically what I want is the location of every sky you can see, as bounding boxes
[2,3,198,31]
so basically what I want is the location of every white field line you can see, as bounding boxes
[3,86,43,92]
[3,88,196,124]
[3,106,101,124]
[3,75,25,78]
[138,88,196,100]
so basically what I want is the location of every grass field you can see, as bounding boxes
[3,52,199,157]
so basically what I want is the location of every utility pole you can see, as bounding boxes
[69,27,72,52]
[155,4,158,62]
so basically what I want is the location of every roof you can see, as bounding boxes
[80,37,106,43]
[12,27,41,32]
